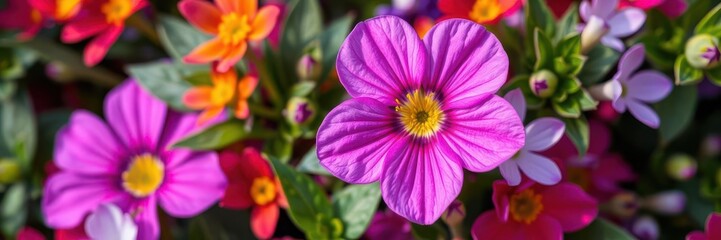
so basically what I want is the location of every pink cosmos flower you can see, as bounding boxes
[499,89,564,186]
[364,210,413,240]
[471,180,598,239]
[0,0,45,40]
[85,203,137,240]
[687,213,721,240]
[60,0,148,66]
[42,80,227,240]
[317,16,525,224]
[590,45,672,128]
[580,0,646,52]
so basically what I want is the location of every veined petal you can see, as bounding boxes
[132,197,159,240]
[61,15,109,43]
[616,44,645,81]
[504,89,526,121]
[216,41,247,72]
[248,6,280,41]
[540,182,598,231]
[182,87,213,109]
[42,173,127,229]
[627,99,660,128]
[317,98,400,184]
[499,161,522,186]
[104,80,168,151]
[84,26,123,66]
[215,0,256,17]
[183,38,227,65]
[424,19,508,106]
[524,118,565,152]
[157,151,225,217]
[441,95,525,172]
[178,0,222,34]
[607,8,646,38]
[626,70,672,103]
[336,16,427,105]
[381,138,463,225]
[54,110,125,175]
[516,152,562,185]
[251,204,279,239]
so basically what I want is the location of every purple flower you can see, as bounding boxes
[365,210,413,240]
[580,0,646,52]
[591,44,673,128]
[42,80,227,240]
[85,203,137,240]
[499,89,564,186]
[317,16,525,224]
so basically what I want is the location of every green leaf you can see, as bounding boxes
[318,14,354,83]
[674,55,704,85]
[291,82,317,97]
[127,61,206,111]
[157,14,213,60]
[184,71,213,86]
[297,146,331,175]
[1,91,36,169]
[411,223,447,240]
[553,99,581,118]
[706,66,721,86]
[525,0,556,42]
[280,0,323,77]
[0,183,27,236]
[562,116,590,155]
[557,34,582,58]
[682,0,713,31]
[554,4,579,43]
[575,89,598,111]
[332,183,382,239]
[269,157,333,237]
[578,45,621,85]
[172,120,256,150]
[0,81,15,101]
[657,85,697,143]
[695,3,721,35]
[35,109,71,166]
[534,29,555,71]
[566,219,635,240]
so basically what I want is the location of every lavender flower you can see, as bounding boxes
[580,0,646,52]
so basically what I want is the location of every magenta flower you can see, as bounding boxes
[590,44,672,128]
[499,89,564,186]
[687,213,721,240]
[580,0,646,51]
[471,180,598,239]
[317,16,525,224]
[656,0,687,18]
[365,210,413,240]
[42,80,227,240]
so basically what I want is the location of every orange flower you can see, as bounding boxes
[438,0,522,24]
[178,0,280,72]
[182,65,258,124]
[414,16,435,39]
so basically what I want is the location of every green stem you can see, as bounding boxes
[249,103,281,120]
[126,13,161,46]
[247,50,283,108]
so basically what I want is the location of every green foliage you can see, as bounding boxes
[566,219,635,240]
[695,3,721,35]
[578,45,621,85]
[126,60,206,111]
[674,56,704,85]
[707,66,721,85]
[280,0,323,82]
[297,146,331,175]
[157,14,213,61]
[657,85,698,143]
[534,29,555,71]
[562,116,590,155]
[554,4,579,43]
[0,183,27,237]
[172,120,271,150]
[525,0,555,45]
[318,14,355,83]
[332,183,381,239]
[1,91,36,170]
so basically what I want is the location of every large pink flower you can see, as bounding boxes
[316,16,525,224]
[42,80,227,240]
[687,213,721,240]
[471,180,598,240]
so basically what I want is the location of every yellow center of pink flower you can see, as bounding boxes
[102,0,133,25]
[469,0,502,24]
[56,0,81,20]
[218,13,252,45]
[510,189,543,224]
[122,154,164,198]
[250,177,276,206]
[395,90,445,138]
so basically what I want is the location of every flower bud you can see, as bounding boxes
[285,97,316,125]
[46,61,75,83]
[529,69,558,98]
[296,54,321,80]
[589,80,622,101]
[0,159,21,184]
[701,135,721,157]
[441,200,466,227]
[604,191,639,219]
[685,34,720,69]
[631,215,659,240]
[642,190,686,215]
[665,153,697,181]
[581,16,609,54]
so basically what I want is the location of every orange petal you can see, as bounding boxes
[182,87,213,109]
[248,6,280,41]
[414,16,434,39]
[215,0,256,17]
[211,65,239,86]
[215,41,247,72]
[500,0,522,13]
[198,106,224,125]
[183,38,226,64]
[234,99,249,119]
[237,75,258,98]
[178,0,222,34]
[250,204,279,239]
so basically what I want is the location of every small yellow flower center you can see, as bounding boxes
[468,0,502,23]
[218,13,251,45]
[122,154,164,198]
[509,189,543,224]
[56,0,81,20]
[395,90,445,138]
[210,71,237,105]
[250,177,277,206]
[101,0,133,25]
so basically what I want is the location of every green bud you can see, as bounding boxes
[0,159,21,184]
[685,34,720,69]
[665,154,697,181]
[285,97,316,125]
[297,49,322,80]
[529,69,558,98]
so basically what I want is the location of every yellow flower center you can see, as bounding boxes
[218,13,251,45]
[510,189,543,224]
[122,154,164,198]
[210,71,237,105]
[250,177,276,206]
[101,0,133,25]
[395,90,445,138]
[56,0,81,20]
[468,0,502,24]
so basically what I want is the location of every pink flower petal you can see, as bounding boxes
[658,0,687,18]
[104,80,168,151]
[61,15,109,43]
[424,19,508,107]
[317,98,401,184]
[54,110,125,175]
[336,16,426,105]
[626,99,660,128]
[504,89,526,121]
[157,151,225,217]
[601,36,626,52]
[132,197,159,240]
[220,182,253,209]
[380,138,463,224]
[626,70,672,103]
[524,215,564,240]
[84,26,124,66]
[686,231,708,240]
[524,118,565,152]
[42,173,127,229]
[441,95,525,172]
[516,152,562,185]
[471,211,529,240]
[590,0,618,20]
[499,161,522,186]
[540,182,598,231]
[491,180,514,221]
[178,0,222,34]
[707,213,721,240]
[607,8,646,38]
[250,204,279,239]
[616,44,645,81]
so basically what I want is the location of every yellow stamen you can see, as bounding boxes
[250,177,276,206]
[395,90,445,138]
[468,0,502,24]
[101,0,133,25]
[510,189,543,224]
[210,70,237,105]
[56,0,81,20]
[122,154,164,198]
[218,13,251,45]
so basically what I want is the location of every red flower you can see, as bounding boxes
[219,147,288,239]
[438,0,522,24]
[29,0,82,21]
[0,0,45,40]
[17,226,46,240]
